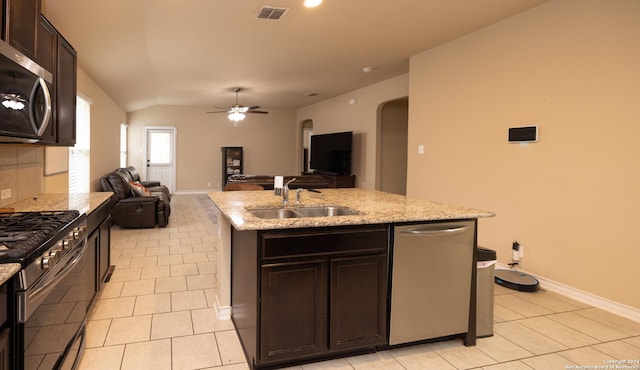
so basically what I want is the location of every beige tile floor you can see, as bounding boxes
[79,194,640,370]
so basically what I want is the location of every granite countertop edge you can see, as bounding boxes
[0,263,21,285]
[2,192,114,215]
[208,188,495,231]
[1,192,115,283]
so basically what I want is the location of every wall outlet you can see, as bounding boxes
[1,188,11,200]
[207,182,211,188]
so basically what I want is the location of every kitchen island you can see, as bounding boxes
[208,188,494,369]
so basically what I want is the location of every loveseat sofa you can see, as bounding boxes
[100,168,171,228]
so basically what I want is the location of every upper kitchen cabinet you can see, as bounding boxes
[36,15,77,146]
[3,0,41,60]
[54,34,77,146]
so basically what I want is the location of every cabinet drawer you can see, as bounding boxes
[261,226,388,261]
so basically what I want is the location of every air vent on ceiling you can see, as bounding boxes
[256,5,289,20]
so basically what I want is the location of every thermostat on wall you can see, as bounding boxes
[508,126,538,143]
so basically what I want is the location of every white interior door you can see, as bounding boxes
[144,127,176,194]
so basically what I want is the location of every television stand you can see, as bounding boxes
[303,173,356,188]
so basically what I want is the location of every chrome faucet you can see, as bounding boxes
[282,178,297,205]
[296,188,303,205]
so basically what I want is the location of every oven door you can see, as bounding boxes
[17,237,93,370]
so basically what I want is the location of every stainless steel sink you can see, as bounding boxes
[249,208,301,219]
[295,206,359,217]
[248,206,360,219]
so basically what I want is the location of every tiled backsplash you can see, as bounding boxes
[0,145,44,207]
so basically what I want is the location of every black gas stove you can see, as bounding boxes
[0,210,87,292]
[1,210,90,370]
[0,210,83,263]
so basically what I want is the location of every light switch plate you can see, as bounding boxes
[1,188,11,200]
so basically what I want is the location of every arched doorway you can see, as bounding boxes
[377,98,408,195]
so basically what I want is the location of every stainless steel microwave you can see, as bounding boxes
[0,40,52,143]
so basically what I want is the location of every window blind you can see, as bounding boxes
[120,123,128,168]
[69,96,91,193]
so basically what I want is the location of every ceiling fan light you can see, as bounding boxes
[228,111,246,123]
[304,0,322,8]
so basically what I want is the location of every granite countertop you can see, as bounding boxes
[0,263,21,286]
[3,192,114,215]
[208,188,495,231]
[1,192,115,283]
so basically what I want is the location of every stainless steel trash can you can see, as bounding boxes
[476,247,497,338]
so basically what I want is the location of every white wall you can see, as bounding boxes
[296,74,409,189]
[407,0,640,309]
[127,105,299,192]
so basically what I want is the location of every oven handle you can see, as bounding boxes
[17,239,88,323]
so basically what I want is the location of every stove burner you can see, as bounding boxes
[0,210,81,261]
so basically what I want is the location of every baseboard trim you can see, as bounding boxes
[496,263,640,323]
[214,294,232,321]
[173,190,215,194]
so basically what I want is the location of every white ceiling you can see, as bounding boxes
[41,0,548,113]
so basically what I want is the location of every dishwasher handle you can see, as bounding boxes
[398,225,469,236]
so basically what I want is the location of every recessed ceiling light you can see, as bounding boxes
[304,0,322,8]
[362,66,375,73]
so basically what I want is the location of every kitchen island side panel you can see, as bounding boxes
[231,229,259,367]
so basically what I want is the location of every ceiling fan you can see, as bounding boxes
[207,88,268,125]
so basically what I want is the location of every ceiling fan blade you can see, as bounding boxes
[246,105,260,110]
[247,110,268,114]
[206,110,229,114]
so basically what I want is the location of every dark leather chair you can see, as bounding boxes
[100,171,171,228]
[117,167,171,200]
[123,166,161,187]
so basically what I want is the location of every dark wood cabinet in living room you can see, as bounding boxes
[232,225,389,369]
[221,147,243,189]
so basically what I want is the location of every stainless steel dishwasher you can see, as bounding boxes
[389,220,475,345]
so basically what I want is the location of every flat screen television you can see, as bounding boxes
[310,131,352,175]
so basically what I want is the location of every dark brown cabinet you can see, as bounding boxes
[36,16,77,146]
[87,197,114,295]
[36,15,56,73]
[221,147,243,189]
[4,0,41,59]
[260,260,327,362]
[0,283,8,370]
[54,35,77,145]
[232,225,389,369]
[0,327,9,370]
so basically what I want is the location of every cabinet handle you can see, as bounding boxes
[399,226,468,235]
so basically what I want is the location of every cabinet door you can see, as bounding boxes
[36,15,56,72]
[260,261,327,363]
[55,36,77,145]
[98,217,111,288]
[330,254,387,350]
[36,16,57,143]
[0,328,9,370]
[5,0,40,59]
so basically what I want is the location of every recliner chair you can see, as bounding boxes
[100,171,171,228]
[124,166,161,187]
[117,167,171,200]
